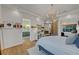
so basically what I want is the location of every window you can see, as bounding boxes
[63,24,76,32]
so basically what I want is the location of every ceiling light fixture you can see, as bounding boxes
[47,4,57,18]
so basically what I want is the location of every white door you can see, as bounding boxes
[30,28,38,41]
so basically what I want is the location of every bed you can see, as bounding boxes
[36,36,79,55]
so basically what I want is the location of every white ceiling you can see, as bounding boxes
[13,4,79,17]
[2,4,79,18]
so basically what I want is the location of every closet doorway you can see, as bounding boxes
[22,19,31,40]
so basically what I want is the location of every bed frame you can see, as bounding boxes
[38,45,54,55]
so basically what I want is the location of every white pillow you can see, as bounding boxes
[66,34,77,44]
[64,32,72,36]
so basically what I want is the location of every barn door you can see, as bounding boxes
[51,18,58,35]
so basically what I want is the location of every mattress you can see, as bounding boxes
[37,36,79,55]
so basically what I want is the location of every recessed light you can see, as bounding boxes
[66,15,72,18]
[12,10,20,16]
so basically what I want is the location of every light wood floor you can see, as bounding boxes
[1,39,36,55]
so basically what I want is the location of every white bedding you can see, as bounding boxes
[37,36,79,55]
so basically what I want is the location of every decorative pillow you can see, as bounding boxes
[66,34,77,44]
[74,36,79,48]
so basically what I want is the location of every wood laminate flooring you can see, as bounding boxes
[1,39,36,55]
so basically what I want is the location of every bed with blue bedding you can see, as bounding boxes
[36,36,79,55]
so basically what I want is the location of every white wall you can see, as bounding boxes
[0,5,1,43]
[30,17,44,41]
[30,17,38,41]
[0,5,24,49]
[0,5,1,19]
[58,9,79,36]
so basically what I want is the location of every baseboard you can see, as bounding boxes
[1,44,28,55]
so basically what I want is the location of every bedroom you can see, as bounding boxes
[0,4,79,55]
